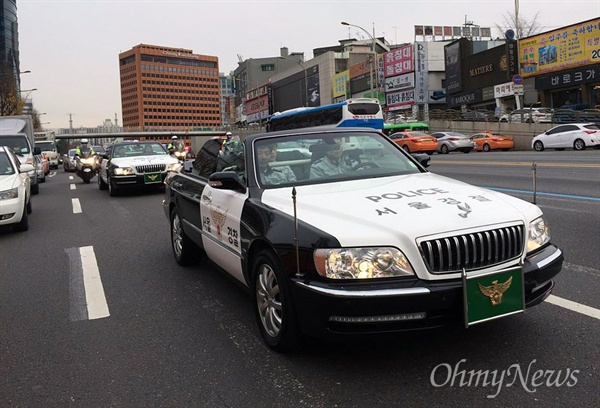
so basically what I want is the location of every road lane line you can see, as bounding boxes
[79,246,110,320]
[67,247,110,321]
[545,295,600,320]
[70,184,76,190]
[69,175,74,180]
[72,198,82,213]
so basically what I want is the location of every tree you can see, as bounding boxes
[495,10,542,39]
[0,63,25,116]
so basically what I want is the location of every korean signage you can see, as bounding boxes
[333,70,350,98]
[494,82,515,98]
[414,42,429,104]
[384,44,414,78]
[386,89,415,107]
[519,18,600,78]
[384,73,415,92]
[535,65,600,89]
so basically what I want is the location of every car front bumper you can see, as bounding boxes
[290,244,563,337]
[0,198,24,226]
[111,172,167,188]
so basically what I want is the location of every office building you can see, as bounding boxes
[119,44,220,131]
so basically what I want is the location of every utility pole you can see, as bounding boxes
[67,113,74,134]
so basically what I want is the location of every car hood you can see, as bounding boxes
[110,155,179,167]
[261,172,541,247]
[0,173,20,190]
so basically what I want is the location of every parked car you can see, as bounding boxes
[97,141,182,196]
[460,110,494,122]
[163,127,563,351]
[388,131,438,154]
[431,131,476,154]
[470,132,515,152]
[499,108,553,123]
[63,149,77,172]
[0,146,33,232]
[34,154,46,183]
[552,108,600,123]
[532,123,600,151]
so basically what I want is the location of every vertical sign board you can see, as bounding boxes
[414,41,429,104]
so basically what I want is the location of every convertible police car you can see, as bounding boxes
[163,127,563,351]
[98,141,181,196]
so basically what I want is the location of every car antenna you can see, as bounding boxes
[292,186,302,278]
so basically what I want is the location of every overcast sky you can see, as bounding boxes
[18,0,599,129]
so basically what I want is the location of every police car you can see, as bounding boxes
[98,141,181,196]
[162,127,563,351]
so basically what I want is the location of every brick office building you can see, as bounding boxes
[119,44,221,131]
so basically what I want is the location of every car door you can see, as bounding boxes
[544,125,570,148]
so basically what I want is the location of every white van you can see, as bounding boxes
[0,117,41,194]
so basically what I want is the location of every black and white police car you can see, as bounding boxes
[163,127,563,351]
[98,141,181,196]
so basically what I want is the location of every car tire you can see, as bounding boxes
[170,208,200,266]
[441,145,449,154]
[253,250,301,352]
[108,176,119,196]
[573,139,586,151]
[98,173,108,190]
[26,197,32,214]
[483,144,491,152]
[533,141,545,152]
[31,182,39,195]
[402,145,410,153]
[13,202,29,232]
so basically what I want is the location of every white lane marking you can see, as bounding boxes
[545,295,600,320]
[69,175,74,180]
[70,184,76,190]
[80,246,110,320]
[48,172,57,178]
[72,198,82,213]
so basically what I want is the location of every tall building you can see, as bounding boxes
[0,0,22,86]
[119,44,221,131]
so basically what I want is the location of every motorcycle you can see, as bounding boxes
[74,154,97,184]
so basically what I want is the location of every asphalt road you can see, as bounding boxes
[1,152,598,407]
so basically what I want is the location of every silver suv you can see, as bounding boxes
[499,108,553,123]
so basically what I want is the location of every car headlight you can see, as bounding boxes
[113,167,134,176]
[0,188,18,200]
[314,247,415,279]
[527,216,551,253]
[167,162,183,172]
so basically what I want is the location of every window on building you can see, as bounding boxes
[261,64,275,72]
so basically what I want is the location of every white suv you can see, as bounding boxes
[500,108,553,123]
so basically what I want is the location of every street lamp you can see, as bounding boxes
[20,88,37,98]
[279,56,308,107]
[341,21,377,100]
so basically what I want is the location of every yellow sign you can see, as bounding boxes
[333,70,349,98]
[519,19,600,78]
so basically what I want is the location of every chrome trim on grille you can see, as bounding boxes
[295,281,430,297]
[419,224,525,274]
[135,164,166,174]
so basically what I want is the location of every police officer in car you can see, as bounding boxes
[310,138,355,179]
[256,142,296,185]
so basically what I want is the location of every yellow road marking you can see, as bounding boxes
[433,160,600,168]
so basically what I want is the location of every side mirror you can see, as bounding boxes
[20,164,35,173]
[33,146,41,155]
[208,171,246,192]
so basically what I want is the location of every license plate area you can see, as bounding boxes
[463,266,524,327]
[144,172,162,184]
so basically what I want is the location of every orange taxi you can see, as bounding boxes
[470,132,515,152]
[388,131,438,154]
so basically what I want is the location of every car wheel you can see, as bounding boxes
[26,197,32,214]
[441,144,449,154]
[402,145,410,153]
[483,144,491,152]
[12,202,29,232]
[253,250,301,352]
[108,176,119,196]
[170,208,200,266]
[533,141,545,151]
[31,182,39,195]
[573,139,586,151]
[98,172,108,190]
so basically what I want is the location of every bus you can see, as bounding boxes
[267,98,384,132]
[382,122,430,136]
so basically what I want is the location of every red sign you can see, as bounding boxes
[383,44,414,78]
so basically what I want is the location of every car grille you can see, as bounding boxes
[135,164,165,174]
[419,225,524,273]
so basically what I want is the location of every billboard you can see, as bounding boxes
[333,70,350,99]
[519,18,600,78]
[384,44,414,78]
[444,40,462,94]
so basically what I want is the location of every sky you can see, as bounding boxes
[17,0,599,129]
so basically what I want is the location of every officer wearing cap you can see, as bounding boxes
[75,138,95,158]
[256,142,296,185]
[310,138,354,179]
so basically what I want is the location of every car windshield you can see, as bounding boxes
[112,142,166,158]
[35,141,56,151]
[68,149,76,157]
[0,151,15,175]
[254,131,423,188]
[0,136,30,155]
